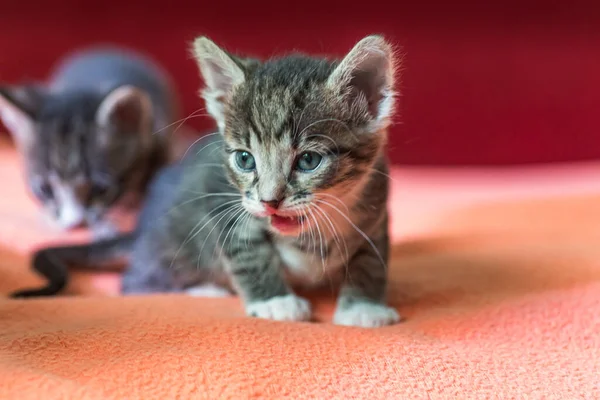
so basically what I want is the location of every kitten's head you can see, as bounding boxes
[192,35,397,236]
[0,85,152,229]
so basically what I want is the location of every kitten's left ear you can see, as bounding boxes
[0,85,45,151]
[327,35,397,131]
[96,85,153,146]
[192,36,247,132]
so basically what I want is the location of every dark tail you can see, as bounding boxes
[10,232,137,298]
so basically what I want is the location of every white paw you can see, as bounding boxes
[246,294,311,322]
[333,302,401,328]
[185,283,232,298]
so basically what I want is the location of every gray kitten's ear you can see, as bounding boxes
[192,36,246,132]
[96,85,153,146]
[0,85,44,150]
[327,35,397,131]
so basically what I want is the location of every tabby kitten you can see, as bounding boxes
[0,47,177,236]
[120,34,401,327]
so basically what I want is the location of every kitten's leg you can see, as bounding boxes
[333,224,400,328]
[226,243,311,322]
[121,230,179,294]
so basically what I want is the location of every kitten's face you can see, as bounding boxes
[223,70,383,236]
[27,113,109,228]
[0,85,152,229]
[193,36,397,236]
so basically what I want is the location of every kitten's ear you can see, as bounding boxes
[327,35,397,131]
[0,85,44,150]
[96,85,153,145]
[192,36,246,131]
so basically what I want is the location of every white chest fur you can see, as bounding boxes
[275,239,334,288]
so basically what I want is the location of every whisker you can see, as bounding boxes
[197,204,241,271]
[172,205,231,270]
[315,193,350,214]
[312,203,351,286]
[181,132,221,159]
[307,207,326,274]
[307,208,317,254]
[231,210,251,254]
[306,134,340,155]
[189,163,224,168]
[312,203,348,264]
[240,212,253,252]
[218,206,248,259]
[307,205,340,292]
[195,139,223,156]
[166,193,241,215]
[296,209,306,244]
[315,199,386,271]
[197,204,245,270]
[154,108,209,135]
[368,168,396,182]
[170,199,241,270]
[172,110,211,137]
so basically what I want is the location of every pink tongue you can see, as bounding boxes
[270,215,300,231]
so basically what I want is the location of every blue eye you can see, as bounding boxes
[296,152,323,172]
[235,151,256,171]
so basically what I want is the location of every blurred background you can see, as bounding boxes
[1,0,599,165]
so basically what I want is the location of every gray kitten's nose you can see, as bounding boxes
[261,199,281,211]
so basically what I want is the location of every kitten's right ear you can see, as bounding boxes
[0,86,44,150]
[192,37,246,132]
[95,85,153,148]
[327,35,397,132]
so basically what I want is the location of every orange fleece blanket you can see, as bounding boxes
[1,138,599,399]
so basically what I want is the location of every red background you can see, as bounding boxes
[1,1,599,165]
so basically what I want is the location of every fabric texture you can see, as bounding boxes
[1,139,599,398]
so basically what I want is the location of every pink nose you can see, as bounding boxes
[261,200,281,213]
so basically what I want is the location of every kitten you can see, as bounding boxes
[12,35,401,328]
[125,34,401,327]
[0,47,178,236]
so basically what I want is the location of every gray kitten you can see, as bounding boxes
[0,47,178,235]
[13,35,401,328]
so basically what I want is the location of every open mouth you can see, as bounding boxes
[269,214,305,232]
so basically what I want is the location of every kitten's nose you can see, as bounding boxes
[261,199,281,212]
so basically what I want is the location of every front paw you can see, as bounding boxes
[246,294,311,322]
[333,302,401,328]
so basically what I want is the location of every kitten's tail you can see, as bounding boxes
[10,232,137,298]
